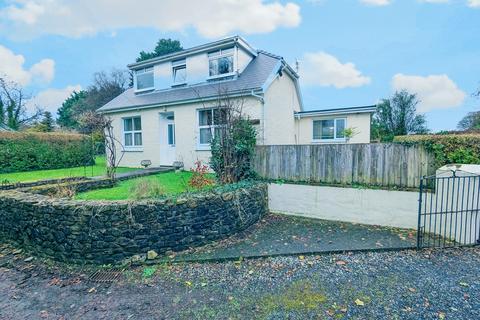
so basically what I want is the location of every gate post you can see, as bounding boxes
[416,177,424,249]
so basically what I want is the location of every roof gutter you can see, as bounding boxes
[98,88,264,114]
[295,106,377,118]
[128,35,257,70]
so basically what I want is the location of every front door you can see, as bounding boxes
[159,113,176,166]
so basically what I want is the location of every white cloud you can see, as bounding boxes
[360,0,392,6]
[26,85,81,114]
[29,59,55,83]
[392,74,466,113]
[468,0,480,7]
[0,0,301,39]
[0,45,55,85]
[300,52,371,89]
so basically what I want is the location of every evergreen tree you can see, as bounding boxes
[372,90,428,141]
[57,90,87,129]
[136,38,183,62]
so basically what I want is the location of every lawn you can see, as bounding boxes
[0,156,137,183]
[74,171,201,200]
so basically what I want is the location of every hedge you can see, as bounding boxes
[394,134,480,168]
[0,132,95,173]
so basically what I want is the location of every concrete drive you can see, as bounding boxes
[158,214,417,263]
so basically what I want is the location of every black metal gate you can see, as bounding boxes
[417,173,480,249]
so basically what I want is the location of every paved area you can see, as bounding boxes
[0,243,479,319]
[159,214,417,263]
[91,166,173,180]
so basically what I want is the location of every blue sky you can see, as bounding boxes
[0,0,479,131]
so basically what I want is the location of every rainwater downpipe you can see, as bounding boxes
[250,90,265,144]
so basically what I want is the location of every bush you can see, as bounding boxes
[129,179,165,200]
[394,134,480,168]
[0,132,94,173]
[188,160,215,190]
[210,118,257,184]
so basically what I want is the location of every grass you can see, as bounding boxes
[74,171,200,201]
[0,156,137,183]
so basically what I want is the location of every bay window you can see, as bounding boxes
[123,116,142,148]
[313,118,346,141]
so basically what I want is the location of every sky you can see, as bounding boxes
[0,0,479,132]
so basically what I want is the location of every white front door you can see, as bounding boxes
[159,113,176,166]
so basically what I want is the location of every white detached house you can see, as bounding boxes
[98,36,375,169]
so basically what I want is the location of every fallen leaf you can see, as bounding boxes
[336,260,347,266]
[438,311,446,319]
[459,282,469,287]
[354,299,365,306]
[340,307,348,313]
[48,278,61,286]
[408,287,416,293]
[185,281,192,287]
[200,282,207,287]
[248,270,254,275]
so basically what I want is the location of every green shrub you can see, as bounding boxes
[394,134,480,168]
[210,118,257,184]
[0,132,94,173]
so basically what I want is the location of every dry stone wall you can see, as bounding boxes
[0,183,267,264]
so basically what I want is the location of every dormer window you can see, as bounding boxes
[135,67,154,91]
[208,47,234,77]
[172,59,187,85]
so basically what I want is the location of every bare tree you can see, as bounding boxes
[193,86,257,183]
[79,111,125,180]
[0,77,42,130]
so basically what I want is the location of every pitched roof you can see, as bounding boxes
[98,52,284,113]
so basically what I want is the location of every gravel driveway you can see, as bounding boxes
[1,243,479,319]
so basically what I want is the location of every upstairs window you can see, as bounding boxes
[135,67,154,91]
[208,47,234,77]
[123,116,142,147]
[198,108,227,146]
[313,118,346,141]
[172,59,187,84]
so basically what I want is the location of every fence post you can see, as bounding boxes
[416,176,424,249]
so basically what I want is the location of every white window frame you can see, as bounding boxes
[207,47,235,79]
[135,67,154,92]
[172,59,187,86]
[197,108,225,150]
[123,116,143,151]
[312,118,347,142]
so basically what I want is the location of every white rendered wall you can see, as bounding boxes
[268,183,419,229]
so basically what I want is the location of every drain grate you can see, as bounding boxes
[88,269,123,283]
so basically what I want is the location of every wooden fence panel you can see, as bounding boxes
[253,143,435,188]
